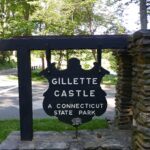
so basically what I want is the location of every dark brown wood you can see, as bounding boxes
[17,49,33,141]
[0,35,129,51]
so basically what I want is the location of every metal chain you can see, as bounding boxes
[46,50,51,69]
[97,46,102,68]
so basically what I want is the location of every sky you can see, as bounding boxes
[122,2,150,33]
[96,1,149,34]
[123,3,140,33]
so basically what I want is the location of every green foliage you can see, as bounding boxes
[32,0,125,35]
[0,60,16,70]
[0,52,12,62]
[31,0,125,64]
[0,0,38,62]
[50,50,95,70]
[0,0,126,69]
[8,18,34,36]
[32,69,47,82]
[0,0,38,37]
[102,74,117,85]
[0,119,108,143]
[102,50,117,72]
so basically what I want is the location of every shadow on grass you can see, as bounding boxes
[0,118,108,143]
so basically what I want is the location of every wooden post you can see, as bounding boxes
[17,49,33,141]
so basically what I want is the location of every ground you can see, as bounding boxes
[0,130,131,150]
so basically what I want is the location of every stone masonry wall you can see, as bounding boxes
[131,30,150,150]
[114,50,133,129]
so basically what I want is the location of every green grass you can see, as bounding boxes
[31,69,47,82]
[102,74,117,85]
[0,61,17,70]
[0,120,20,143]
[0,118,108,143]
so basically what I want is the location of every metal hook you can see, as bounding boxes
[66,50,69,68]
[46,49,51,69]
[97,46,102,69]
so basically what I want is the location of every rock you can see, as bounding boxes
[0,130,131,150]
[113,52,132,129]
[131,30,150,149]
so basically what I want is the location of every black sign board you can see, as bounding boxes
[41,58,109,126]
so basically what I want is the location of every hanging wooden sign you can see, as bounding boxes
[41,58,109,126]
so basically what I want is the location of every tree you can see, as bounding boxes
[124,0,150,29]
[0,0,38,63]
[32,0,125,69]
[0,0,126,69]
[140,0,150,29]
[0,0,38,37]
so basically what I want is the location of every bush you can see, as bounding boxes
[0,61,17,70]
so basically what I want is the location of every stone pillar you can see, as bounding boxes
[114,50,133,129]
[131,30,150,150]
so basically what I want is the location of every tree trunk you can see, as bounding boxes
[57,51,63,70]
[140,0,147,29]
[41,53,45,70]
[91,49,97,61]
